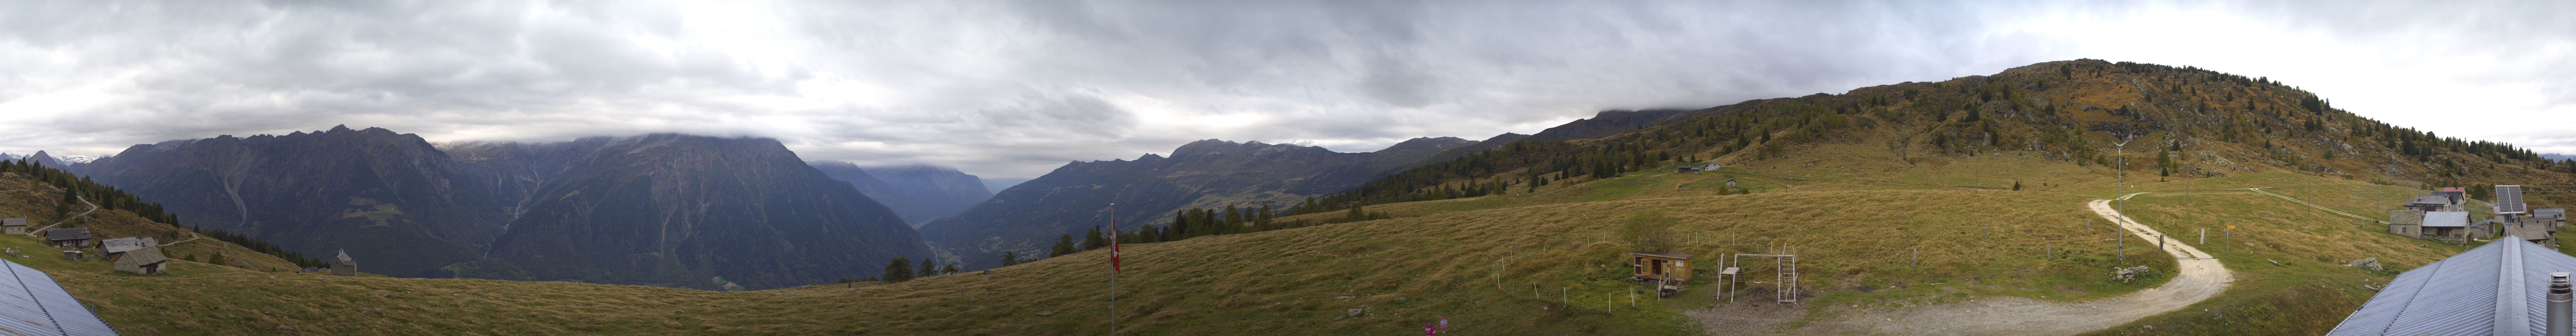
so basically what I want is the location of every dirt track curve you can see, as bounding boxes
[1799,192,2233,336]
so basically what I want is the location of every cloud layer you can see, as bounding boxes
[0,0,2569,178]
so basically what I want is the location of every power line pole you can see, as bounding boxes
[1109,203,1118,336]
[2112,133,2134,218]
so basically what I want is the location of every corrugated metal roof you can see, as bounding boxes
[0,258,119,336]
[41,229,84,242]
[1626,251,1693,259]
[2422,212,2471,228]
[96,239,147,254]
[2328,238,2576,336]
[2410,195,2453,206]
[2536,208,2566,221]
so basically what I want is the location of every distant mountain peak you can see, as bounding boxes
[1172,138,1326,158]
[1377,136,1477,154]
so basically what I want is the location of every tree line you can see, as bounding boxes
[0,158,324,268]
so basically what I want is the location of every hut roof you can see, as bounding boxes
[1627,251,1694,259]
[44,228,88,241]
[116,247,166,266]
[2420,211,2471,228]
[0,218,23,227]
[2407,195,2452,206]
[0,258,121,335]
[334,249,356,266]
[2535,208,2566,221]
[2389,210,2426,226]
[2327,237,2576,335]
[100,237,154,253]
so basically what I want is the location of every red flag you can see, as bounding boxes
[1110,204,1121,272]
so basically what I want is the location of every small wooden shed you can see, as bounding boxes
[1627,251,1695,282]
[0,218,25,235]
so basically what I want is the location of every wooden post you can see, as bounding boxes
[1912,247,1918,267]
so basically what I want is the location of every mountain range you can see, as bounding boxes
[918,135,1553,269]
[71,127,932,289]
[811,162,994,226]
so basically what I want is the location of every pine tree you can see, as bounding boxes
[942,264,959,274]
[882,257,913,283]
[1051,234,1077,257]
[919,259,937,277]
[1001,251,1019,266]
[1081,227,1106,250]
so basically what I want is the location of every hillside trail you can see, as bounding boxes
[158,232,201,246]
[1793,192,2232,336]
[22,195,97,237]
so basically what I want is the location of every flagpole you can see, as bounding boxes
[1109,203,1117,336]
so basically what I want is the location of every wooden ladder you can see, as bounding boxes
[1777,255,1799,303]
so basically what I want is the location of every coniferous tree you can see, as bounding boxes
[882,257,913,283]
[53,190,73,217]
[1051,234,1077,257]
[919,259,937,277]
[1001,251,1019,266]
[1081,227,1106,250]
[942,264,958,275]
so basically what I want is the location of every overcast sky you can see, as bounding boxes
[1,1,2569,179]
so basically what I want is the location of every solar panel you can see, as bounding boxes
[0,260,119,336]
[2497,185,2528,215]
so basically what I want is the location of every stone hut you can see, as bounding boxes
[113,246,167,275]
[2387,210,2425,236]
[329,249,356,276]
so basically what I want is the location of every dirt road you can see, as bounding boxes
[1794,192,2232,336]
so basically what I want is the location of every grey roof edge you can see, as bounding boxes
[2496,238,2528,335]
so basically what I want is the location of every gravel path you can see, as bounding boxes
[22,195,96,237]
[1788,192,2233,336]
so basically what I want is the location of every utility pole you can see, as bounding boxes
[1108,203,1118,336]
[2112,133,2134,218]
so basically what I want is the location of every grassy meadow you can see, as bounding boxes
[0,144,2504,335]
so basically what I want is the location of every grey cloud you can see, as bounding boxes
[0,0,2569,178]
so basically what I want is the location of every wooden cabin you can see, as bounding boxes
[1627,251,1694,283]
[44,228,89,249]
[0,218,25,235]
